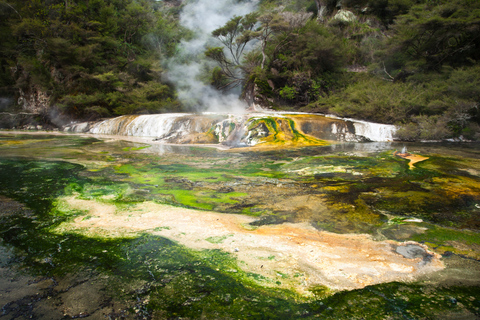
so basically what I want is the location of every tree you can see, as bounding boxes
[314,0,338,22]
[2,0,185,120]
[206,8,312,90]
[265,20,344,105]
[205,13,258,89]
[314,0,327,21]
[384,1,480,73]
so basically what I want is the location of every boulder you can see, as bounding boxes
[333,9,357,22]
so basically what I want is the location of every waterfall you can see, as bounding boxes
[90,114,190,137]
[325,115,396,142]
[330,122,360,141]
[64,113,397,145]
[87,114,228,143]
[352,120,396,142]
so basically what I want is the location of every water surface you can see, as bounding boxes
[0,132,479,319]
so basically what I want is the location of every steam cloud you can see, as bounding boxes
[166,0,259,113]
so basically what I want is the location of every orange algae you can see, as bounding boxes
[394,150,429,169]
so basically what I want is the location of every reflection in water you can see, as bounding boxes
[330,141,394,153]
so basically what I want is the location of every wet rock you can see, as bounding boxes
[381,224,427,241]
[396,244,427,259]
[217,186,234,193]
[443,251,454,257]
[395,244,434,265]
[229,202,255,210]
[60,279,106,317]
[164,177,198,190]
[250,215,286,226]
[0,195,34,218]
[29,277,57,290]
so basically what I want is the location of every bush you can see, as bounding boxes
[279,85,297,100]
[3,0,186,121]
[395,115,453,141]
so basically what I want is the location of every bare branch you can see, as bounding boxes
[1,1,22,19]
[382,62,394,81]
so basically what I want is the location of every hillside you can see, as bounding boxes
[0,0,479,140]
[0,0,186,125]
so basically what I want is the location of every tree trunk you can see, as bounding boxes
[261,42,267,69]
[314,0,327,22]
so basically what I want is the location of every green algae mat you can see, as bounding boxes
[0,133,479,319]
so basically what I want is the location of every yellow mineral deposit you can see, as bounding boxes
[56,196,444,295]
[230,116,329,151]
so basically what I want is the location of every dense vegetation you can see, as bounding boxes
[1,0,479,140]
[0,0,186,120]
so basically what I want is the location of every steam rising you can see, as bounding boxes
[166,0,258,113]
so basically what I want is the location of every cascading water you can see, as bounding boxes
[90,114,189,137]
[64,114,186,137]
[64,112,397,146]
[351,120,397,142]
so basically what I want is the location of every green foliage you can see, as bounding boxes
[1,0,479,140]
[1,0,187,119]
[395,115,453,141]
[367,0,416,27]
[324,74,423,122]
[319,64,480,140]
[207,11,289,89]
[207,7,316,92]
[383,0,480,73]
[252,19,345,106]
[281,20,343,74]
[253,73,274,98]
[279,85,297,100]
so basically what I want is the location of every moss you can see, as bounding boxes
[114,163,138,175]
[205,234,234,244]
[161,189,214,210]
[153,226,171,231]
[309,285,332,299]
[411,225,480,259]
[317,282,480,320]
[122,146,150,152]
[247,272,272,283]
[286,152,480,231]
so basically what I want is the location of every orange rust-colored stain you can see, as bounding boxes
[394,151,429,169]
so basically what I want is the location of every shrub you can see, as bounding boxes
[279,85,297,100]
